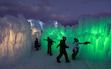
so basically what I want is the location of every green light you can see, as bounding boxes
[40,16,111,62]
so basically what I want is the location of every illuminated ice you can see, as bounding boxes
[41,16,111,62]
[0,14,111,68]
[0,14,32,66]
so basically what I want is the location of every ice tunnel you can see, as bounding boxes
[27,19,42,50]
[41,16,111,62]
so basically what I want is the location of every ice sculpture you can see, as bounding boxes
[0,14,32,66]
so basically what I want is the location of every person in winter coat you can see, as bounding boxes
[56,36,70,63]
[72,38,90,60]
[34,38,40,51]
[44,37,56,56]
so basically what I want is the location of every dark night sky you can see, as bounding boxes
[0,0,111,25]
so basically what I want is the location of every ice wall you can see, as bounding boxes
[0,14,32,66]
[41,16,111,62]
[78,16,111,62]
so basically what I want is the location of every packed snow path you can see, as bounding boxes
[1,49,111,69]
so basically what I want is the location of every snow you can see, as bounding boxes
[0,49,111,69]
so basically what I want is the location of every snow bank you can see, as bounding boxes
[0,14,32,66]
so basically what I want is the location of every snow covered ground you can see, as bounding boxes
[1,48,111,69]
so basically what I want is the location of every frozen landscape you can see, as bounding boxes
[0,14,111,69]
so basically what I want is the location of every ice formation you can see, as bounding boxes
[0,14,32,66]
[77,16,111,62]
[41,16,111,62]
[27,19,42,41]
[0,14,111,67]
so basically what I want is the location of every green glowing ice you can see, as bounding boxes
[40,16,111,62]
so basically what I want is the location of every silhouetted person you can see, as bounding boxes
[72,38,90,60]
[44,37,56,56]
[34,38,40,51]
[56,37,70,63]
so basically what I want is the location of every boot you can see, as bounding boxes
[56,58,61,63]
[66,60,70,63]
